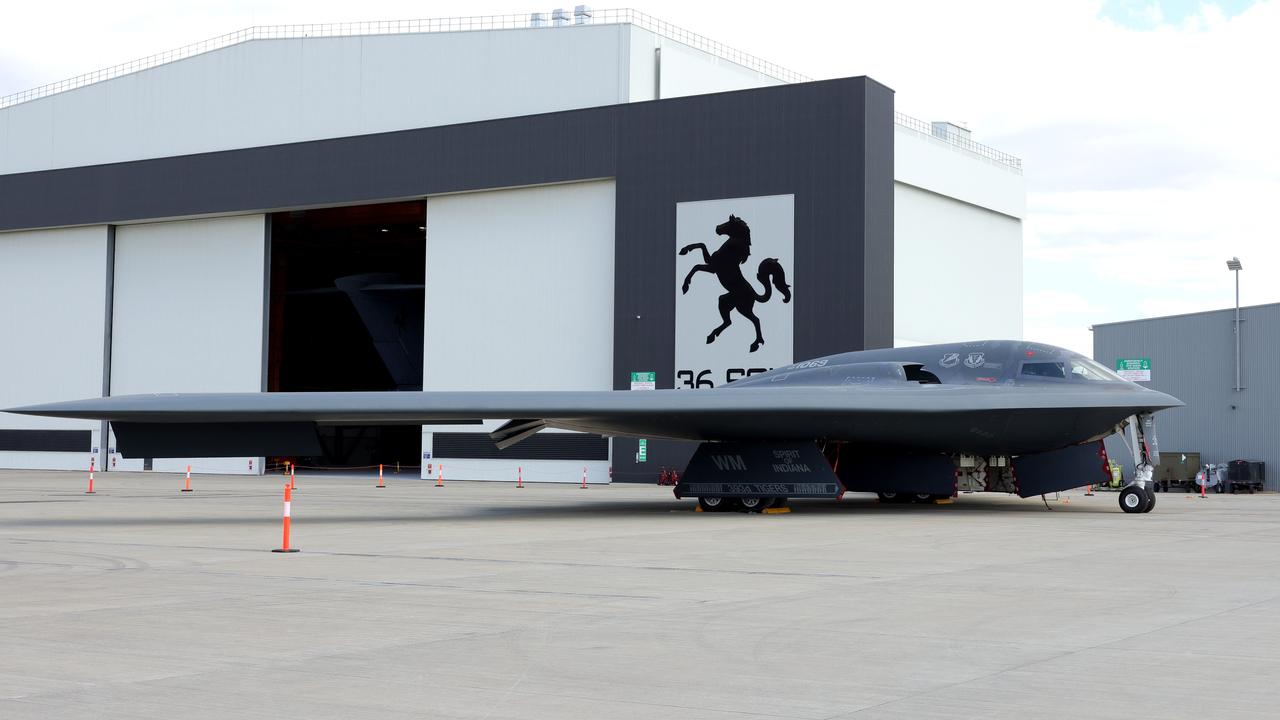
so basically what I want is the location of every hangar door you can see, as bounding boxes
[0,226,110,470]
[266,201,426,469]
[109,215,266,474]
[423,181,615,482]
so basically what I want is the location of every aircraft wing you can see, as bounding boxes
[8,384,1181,458]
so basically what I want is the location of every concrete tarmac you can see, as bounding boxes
[1,470,1278,719]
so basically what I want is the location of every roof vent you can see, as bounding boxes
[530,12,546,27]
[574,5,593,24]
[931,121,971,142]
[552,8,570,26]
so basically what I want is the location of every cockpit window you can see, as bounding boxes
[1069,357,1125,382]
[1021,362,1065,379]
[1020,358,1125,382]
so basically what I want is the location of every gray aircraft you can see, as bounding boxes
[10,340,1180,514]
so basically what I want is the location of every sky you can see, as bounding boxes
[2,0,1277,355]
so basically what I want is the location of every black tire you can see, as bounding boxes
[1142,486,1156,513]
[877,491,905,504]
[737,497,767,513]
[1119,486,1146,513]
[913,493,935,503]
[698,496,726,512]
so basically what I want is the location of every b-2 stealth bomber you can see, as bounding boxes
[10,340,1181,514]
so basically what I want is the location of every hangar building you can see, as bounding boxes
[0,9,1025,481]
[1094,303,1278,492]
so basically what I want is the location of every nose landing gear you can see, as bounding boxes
[1119,484,1155,513]
[1117,413,1159,514]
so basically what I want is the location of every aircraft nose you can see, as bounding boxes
[1146,389,1184,409]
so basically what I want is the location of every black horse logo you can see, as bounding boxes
[679,214,791,352]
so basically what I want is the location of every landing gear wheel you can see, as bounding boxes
[1142,486,1156,513]
[737,497,767,513]
[1119,486,1147,514]
[698,496,726,512]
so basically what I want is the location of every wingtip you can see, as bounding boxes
[3,398,107,419]
[4,403,51,416]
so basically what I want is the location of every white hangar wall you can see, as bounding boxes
[0,23,806,176]
[0,226,109,470]
[892,125,1024,347]
[421,181,616,482]
[109,215,266,474]
[0,25,634,175]
[625,26,785,102]
[893,185,1023,345]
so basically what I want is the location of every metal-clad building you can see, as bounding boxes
[0,11,1025,481]
[1093,303,1279,491]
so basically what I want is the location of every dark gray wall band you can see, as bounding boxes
[862,94,896,349]
[0,429,92,453]
[607,79,895,480]
[0,106,615,232]
[434,432,609,461]
[610,78,896,386]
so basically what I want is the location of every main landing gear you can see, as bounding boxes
[697,496,728,512]
[697,496,787,513]
[876,492,949,504]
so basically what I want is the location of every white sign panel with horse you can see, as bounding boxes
[675,194,794,389]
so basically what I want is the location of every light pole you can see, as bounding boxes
[1226,257,1242,391]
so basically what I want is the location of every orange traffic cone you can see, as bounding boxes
[271,483,300,553]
